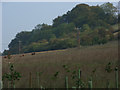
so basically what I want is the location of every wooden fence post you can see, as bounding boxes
[65,76,68,89]
[29,72,32,88]
[37,72,40,88]
[115,67,118,88]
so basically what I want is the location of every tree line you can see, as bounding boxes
[3,2,119,55]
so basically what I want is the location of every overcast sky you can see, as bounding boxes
[1,2,118,52]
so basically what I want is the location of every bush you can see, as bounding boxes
[49,38,77,50]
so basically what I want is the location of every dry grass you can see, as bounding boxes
[2,40,119,88]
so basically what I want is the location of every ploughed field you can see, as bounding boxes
[2,40,119,88]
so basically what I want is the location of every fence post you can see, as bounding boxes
[115,67,118,88]
[13,83,15,88]
[13,80,16,88]
[106,79,110,88]
[65,76,68,89]
[0,80,3,89]
[41,85,43,90]
[8,81,9,88]
[29,72,32,88]
[88,77,92,89]
[78,69,81,88]
[37,72,40,88]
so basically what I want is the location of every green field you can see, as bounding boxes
[2,40,119,88]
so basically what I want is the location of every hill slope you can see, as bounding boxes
[2,40,118,88]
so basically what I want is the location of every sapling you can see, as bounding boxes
[71,68,85,88]
[105,62,112,73]
[2,63,21,88]
[52,71,59,88]
[105,62,113,88]
[53,71,59,78]
[71,70,77,80]
[62,65,70,89]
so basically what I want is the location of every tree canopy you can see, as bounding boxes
[2,2,119,55]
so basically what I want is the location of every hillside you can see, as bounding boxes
[2,40,118,88]
[2,2,119,55]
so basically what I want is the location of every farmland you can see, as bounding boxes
[2,40,119,88]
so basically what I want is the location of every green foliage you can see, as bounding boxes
[49,38,77,50]
[80,27,112,46]
[52,71,59,81]
[3,3,118,55]
[54,71,59,78]
[53,23,75,38]
[2,50,9,56]
[82,24,91,32]
[75,79,85,88]
[100,2,117,16]
[62,65,70,73]
[52,71,60,81]
[100,2,118,24]
[23,42,49,53]
[53,3,117,28]
[2,64,21,81]
[105,62,113,73]
[71,69,85,88]
[2,64,21,88]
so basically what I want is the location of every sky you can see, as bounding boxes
[1,2,118,52]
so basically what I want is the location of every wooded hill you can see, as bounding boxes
[3,2,119,55]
